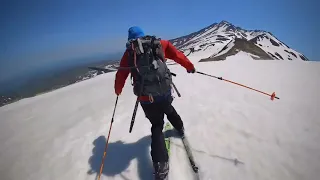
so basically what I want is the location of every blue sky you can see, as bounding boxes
[0,0,318,82]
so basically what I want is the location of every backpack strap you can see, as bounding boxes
[127,39,143,76]
[151,37,166,62]
[136,38,144,54]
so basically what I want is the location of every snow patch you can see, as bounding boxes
[213,39,235,57]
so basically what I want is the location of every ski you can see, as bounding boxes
[164,122,172,156]
[179,132,201,179]
[181,135,199,173]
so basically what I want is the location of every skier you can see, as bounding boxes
[114,26,196,179]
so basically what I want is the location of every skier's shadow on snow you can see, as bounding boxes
[87,129,178,180]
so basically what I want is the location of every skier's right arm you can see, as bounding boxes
[114,50,130,96]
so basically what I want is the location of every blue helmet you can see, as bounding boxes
[128,26,145,41]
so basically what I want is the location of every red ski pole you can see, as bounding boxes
[196,71,280,100]
[97,96,119,180]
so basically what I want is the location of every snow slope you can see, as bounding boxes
[1,54,320,180]
[250,33,308,61]
[170,21,308,61]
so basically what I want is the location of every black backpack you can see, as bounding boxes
[126,35,173,97]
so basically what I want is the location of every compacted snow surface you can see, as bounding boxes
[1,54,320,180]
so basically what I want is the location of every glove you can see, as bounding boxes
[187,68,196,73]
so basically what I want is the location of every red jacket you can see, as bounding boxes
[114,39,195,96]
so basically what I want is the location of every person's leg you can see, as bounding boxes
[141,102,169,178]
[163,98,184,135]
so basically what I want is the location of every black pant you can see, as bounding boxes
[141,97,184,163]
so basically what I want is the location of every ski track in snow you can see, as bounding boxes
[1,54,320,180]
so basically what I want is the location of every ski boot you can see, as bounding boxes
[153,161,169,180]
[177,126,185,137]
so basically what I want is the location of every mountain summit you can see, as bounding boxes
[170,20,308,61]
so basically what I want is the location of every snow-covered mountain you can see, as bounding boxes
[78,63,120,82]
[170,20,308,61]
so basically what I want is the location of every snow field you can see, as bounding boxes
[0,54,320,180]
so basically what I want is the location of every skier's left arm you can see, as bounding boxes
[161,40,195,73]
